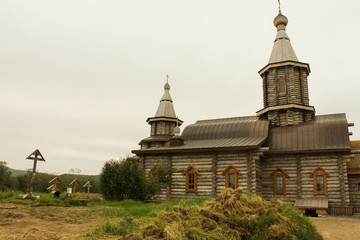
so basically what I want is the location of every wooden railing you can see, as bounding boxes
[328,206,358,215]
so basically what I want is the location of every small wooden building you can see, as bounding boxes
[133,10,358,213]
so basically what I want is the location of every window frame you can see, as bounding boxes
[271,167,289,195]
[221,164,241,189]
[182,164,199,193]
[310,166,330,196]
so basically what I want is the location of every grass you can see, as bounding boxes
[1,190,323,239]
[80,198,212,239]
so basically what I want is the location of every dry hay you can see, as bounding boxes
[123,188,323,240]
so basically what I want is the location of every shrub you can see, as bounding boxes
[0,161,12,191]
[100,156,165,201]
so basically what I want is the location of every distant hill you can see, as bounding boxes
[8,168,99,178]
[9,168,28,177]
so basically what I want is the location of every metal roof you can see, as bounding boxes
[268,12,298,64]
[133,116,269,154]
[154,82,177,118]
[294,198,328,210]
[182,116,269,141]
[268,113,351,153]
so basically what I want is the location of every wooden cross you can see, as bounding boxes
[48,177,62,191]
[69,179,81,193]
[26,149,46,195]
[83,181,93,198]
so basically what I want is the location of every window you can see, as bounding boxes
[357,182,360,192]
[278,77,286,95]
[222,164,241,189]
[271,167,289,195]
[182,164,199,193]
[310,166,330,196]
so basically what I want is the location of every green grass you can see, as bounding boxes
[80,197,212,239]
[0,190,103,206]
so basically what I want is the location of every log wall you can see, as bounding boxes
[143,155,171,201]
[261,153,351,206]
[142,151,353,205]
[348,174,360,206]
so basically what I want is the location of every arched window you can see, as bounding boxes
[310,166,330,196]
[222,164,241,189]
[271,167,289,195]
[278,77,286,95]
[182,164,199,193]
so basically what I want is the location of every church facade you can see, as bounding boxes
[132,10,360,211]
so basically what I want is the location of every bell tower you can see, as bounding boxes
[139,76,183,149]
[257,9,315,127]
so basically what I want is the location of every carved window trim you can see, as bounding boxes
[182,164,199,193]
[278,77,286,96]
[271,167,289,195]
[221,164,241,189]
[310,166,330,196]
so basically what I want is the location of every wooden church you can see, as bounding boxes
[132,9,360,213]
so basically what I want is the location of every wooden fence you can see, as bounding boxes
[353,206,360,214]
[328,206,360,215]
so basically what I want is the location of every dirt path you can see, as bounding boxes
[0,203,108,240]
[311,215,360,240]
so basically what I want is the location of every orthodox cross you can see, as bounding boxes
[69,179,81,193]
[48,177,62,191]
[26,149,46,194]
[83,181,93,198]
[166,74,169,83]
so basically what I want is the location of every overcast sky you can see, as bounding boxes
[1,1,359,175]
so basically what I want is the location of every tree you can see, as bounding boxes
[0,161,12,191]
[100,156,162,201]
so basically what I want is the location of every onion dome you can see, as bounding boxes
[174,126,181,136]
[273,11,288,31]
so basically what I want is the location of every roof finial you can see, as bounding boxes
[278,0,281,14]
[164,75,170,90]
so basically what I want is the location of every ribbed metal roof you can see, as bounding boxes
[294,198,328,210]
[268,113,351,153]
[182,116,269,141]
[268,12,298,64]
[133,116,269,153]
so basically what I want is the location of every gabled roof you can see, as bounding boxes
[267,113,351,154]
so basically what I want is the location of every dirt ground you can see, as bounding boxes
[311,214,360,240]
[0,203,109,240]
[1,203,360,240]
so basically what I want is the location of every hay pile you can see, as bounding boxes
[124,188,322,240]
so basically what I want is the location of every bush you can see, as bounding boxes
[0,161,12,191]
[100,156,165,201]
